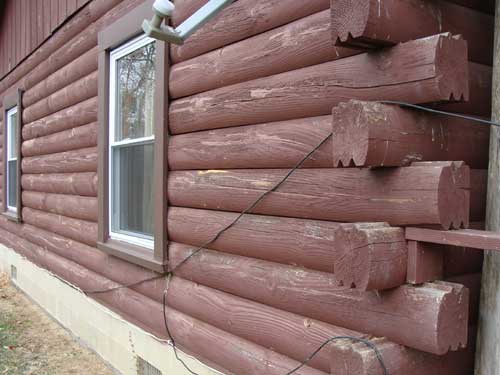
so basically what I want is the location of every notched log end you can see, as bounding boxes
[435,33,469,103]
[330,337,390,375]
[432,281,469,354]
[331,0,371,47]
[334,223,407,291]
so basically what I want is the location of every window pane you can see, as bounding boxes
[7,159,17,208]
[8,112,17,158]
[115,42,156,141]
[111,142,154,237]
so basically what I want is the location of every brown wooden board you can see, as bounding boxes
[406,240,444,285]
[331,100,489,168]
[21,172,97,197]
[169,33,468,134]
[168,163,470,228]
[406,227,500,251]
[22,147,97,174]
[330,0,493,65]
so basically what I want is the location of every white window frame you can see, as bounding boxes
[6,106,18,213]
[108,34,155,249]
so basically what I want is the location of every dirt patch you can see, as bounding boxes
[0,273,116,375]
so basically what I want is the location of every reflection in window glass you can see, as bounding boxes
[6,107,17,212]
[109,35,156,248]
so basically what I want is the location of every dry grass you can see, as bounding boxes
[0,273,116,375]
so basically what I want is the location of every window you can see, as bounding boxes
[6,107,18,212]
[97,0,168,272]
[2,89,22,222]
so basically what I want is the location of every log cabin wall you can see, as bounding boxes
[0,0,92,79]
[0,0,494,374]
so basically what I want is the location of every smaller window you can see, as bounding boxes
[6,106,18,213]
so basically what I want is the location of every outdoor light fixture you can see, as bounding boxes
[142,0,234,45]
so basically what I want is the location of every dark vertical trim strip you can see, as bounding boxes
[16,88,23,222]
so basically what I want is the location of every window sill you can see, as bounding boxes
[1,210,21,223]
[98,239,167,273]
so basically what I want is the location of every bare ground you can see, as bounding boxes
[0,273,116,375]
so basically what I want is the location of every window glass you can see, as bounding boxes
[6,107,17,212]
[109,36,155,247]
[115,42,156,142]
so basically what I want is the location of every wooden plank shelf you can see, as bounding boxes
[406,227,500,251]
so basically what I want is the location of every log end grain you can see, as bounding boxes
[330,0,376,49]
[333,223,407,291]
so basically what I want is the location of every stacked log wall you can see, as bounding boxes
[0,0,493,374]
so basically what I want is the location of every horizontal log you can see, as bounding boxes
[448,273,481,324]
[331,100,489,168]
[22,207,97,247]
[168,206,341,272]
[169,33,468,134]
[23,71,97,124]
[169,242,469,354]
[406,241,444,285]
[330,332,475,375]
[22,191,97,222]
[168,116,333,170]
[0,227,324,375]
[331,0,493,65]
[22,122,98,157]
[170,0,330,63]
[168,162,470,228]
[23,46,98,108]
[21,172,98,197]
[22,147,97,174]
[170,10,358,98]
[333,223,407,290]
[23,97,97,140]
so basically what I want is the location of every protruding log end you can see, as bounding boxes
[433,281,469,353]
[334,223,407,291]
[330,0,377,49]
[435,34,469,103]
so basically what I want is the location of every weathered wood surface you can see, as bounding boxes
[170,0,330,64]
[406,227,500,252]
[406,241,444,284]
[23,46,98,108]
[22,122,97,157]
[333,223,407,290]
[168,163,470,228]
[23,97,97,140]
[0,227,325,375]
[21,172,97,197]
[169,33,468,134]
[22,147,97,174]
[331,0,493,65]
[170,10,358,98]
[169,116,333,170]
[22,207,97,247]
[330,332,475,375]
[169,242,469,354]
[168,206,341,272]
[448,273,482,324]
[22,191,97,222]
[23,71,97,124]
[331,100,489,168]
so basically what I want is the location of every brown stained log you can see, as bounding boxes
[331,0,493,65]
[169,242,469,354]
[23,71,97,124]
[22,122,98,157]
[168,207,341,273]
[22,147,97,174]
[333,223,407,290]
[406,241,444,285]
[447,273,481,324]
[170,10,358,98]
[168,163,470,229]
[331,100,489,168]
[22,207,97,247]
[168,116,333,170]
[169,33,468,134]
[0,228,325,375]
[23,46,98,108]
[21,172,97,197]
[440,62,492,117]
[170,0,330,64]
[23,97,97,140]
[330,334,475,375]
[22,191,97,222]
